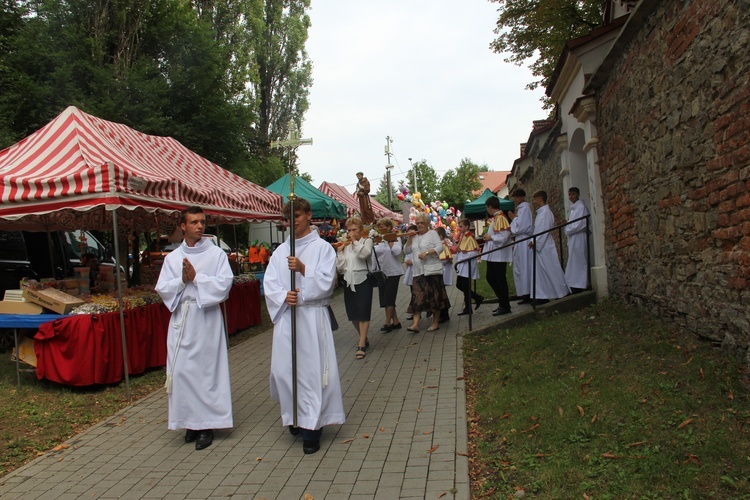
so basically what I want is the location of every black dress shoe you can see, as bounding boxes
[380,324,392,332]
[289,426,300,436]
[185,429,198,443]
[475,296,484,310]
[517,298,533,305]
[390,323,402,330]
[457,309,471,316]
[492,308,511,316]
[302,439,320,454]
[534,299,549,305]
[195,429,214,450]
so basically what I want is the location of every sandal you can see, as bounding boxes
[426,325,440,332]
[355,348,366,360]
[406,327,419,333]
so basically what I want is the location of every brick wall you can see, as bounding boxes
[596,0,750,350]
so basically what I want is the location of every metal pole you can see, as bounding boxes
[586,216,592,291]
[288,169,298,428]
[112,211,131,403]
[386,168,392,211]
[531,235,537,310]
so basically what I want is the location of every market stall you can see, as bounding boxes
[32,279,260,386]
[0,106,280,389]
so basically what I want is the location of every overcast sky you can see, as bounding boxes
[294,0,547,194]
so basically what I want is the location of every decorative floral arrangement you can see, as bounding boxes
[70,287,163,315]
[367,227,382,241]
[336,228,349,243]
[233,274,257,284]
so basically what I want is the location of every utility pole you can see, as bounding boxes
[408,157,417,193]
[385,136,394,211]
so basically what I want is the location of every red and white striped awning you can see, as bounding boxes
[318,181,403,223]
[0,106,282,231]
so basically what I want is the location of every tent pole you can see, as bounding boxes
[112,211,131,403]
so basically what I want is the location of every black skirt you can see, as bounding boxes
[378,275,401,308]
[344,279,373,321]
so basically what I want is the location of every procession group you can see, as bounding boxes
[152,182,590,455]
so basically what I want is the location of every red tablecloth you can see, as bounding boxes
[33,281,261,386]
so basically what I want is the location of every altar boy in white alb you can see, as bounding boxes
[564,187,590,293]
[529,190,571,303]
[155,206,234,451]
[264,197,345,455]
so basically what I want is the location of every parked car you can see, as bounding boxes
[0,230,111,299]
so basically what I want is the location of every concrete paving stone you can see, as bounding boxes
[310,466,337,482]
[373,484,408,499]
[117,489,149,500]
[397,490,428,499]
[282,471,314,487]
[382,459,407,474]
[165,480,201,494]
[322,481,353,497]
[139,485,178,498]
[208,485,239,496]
[231,483,261,496]
[277,484,310,498]
[377,471,405,488]
[402,475,428,490]
[350,478,379,495]
[252,489,281,500]
[302,480,332,496]
[356,467,382,481]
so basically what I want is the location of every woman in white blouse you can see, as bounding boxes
[372,218,404,332]
[335,217,373,359]
[403,213,451,332]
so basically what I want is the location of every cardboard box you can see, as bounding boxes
[0,301,44,314]
[22,288,85,315]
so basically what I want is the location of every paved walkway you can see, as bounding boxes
[0,281,540,499]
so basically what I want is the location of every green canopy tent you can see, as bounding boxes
[266,174,347,220]
[462,189,515,219]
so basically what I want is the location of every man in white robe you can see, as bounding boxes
[509,189,534,304]
[155,206,234,451]
[265,198,345,455]
[564,187,590,293]
[482,196,513,315]
[530,190,571,302]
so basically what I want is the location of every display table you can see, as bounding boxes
[0,314,70,386]
[29,281,261,386]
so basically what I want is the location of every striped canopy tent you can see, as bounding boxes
[318,181,402,223]
[0,106,282,233]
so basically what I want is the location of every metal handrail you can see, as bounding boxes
[454,214,591,331]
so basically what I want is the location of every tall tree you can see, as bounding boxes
[402,160,440,205]
[439,158,486,211]
[489,0,602,93]
[247,0,312,145]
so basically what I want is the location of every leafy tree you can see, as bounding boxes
[402,160,440,205]
[489,0,602,93]
[0,0,313,184]
[247,0,312,145]
[439,158,486,212]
